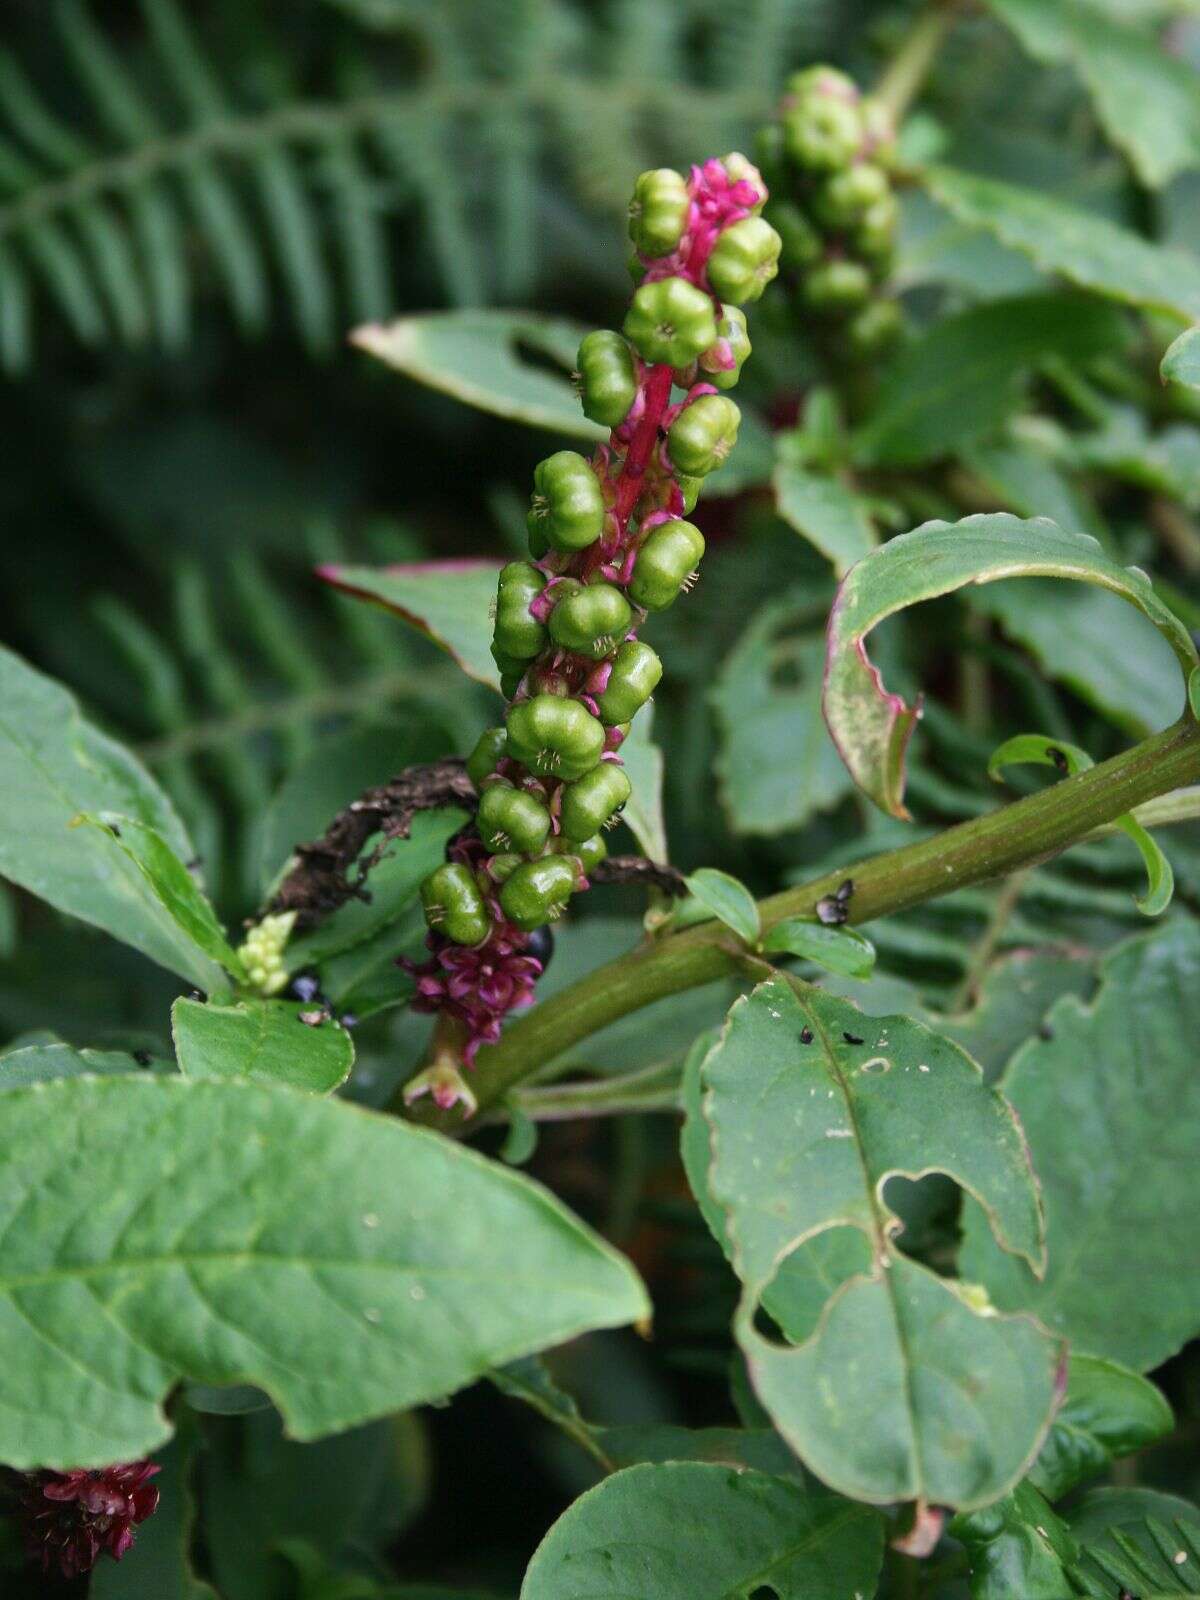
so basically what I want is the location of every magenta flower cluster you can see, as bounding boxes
[18,1459,160,1580]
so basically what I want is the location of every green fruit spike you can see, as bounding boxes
[466,726,508,788]
[701,306,751,391]
[667,395,741,477]
[420,863,491,947]
[623,277,718,368]
[527,451,606,553]
[560,763,632,843]
[628,167,690,258]
[548,581,633,660]
[577,330,638,429]
[596,640,663,724]
[505,694,606,780]
[629,519,706,611]
[500,856,578,932]
[475,783,552,856]
[706,217,782,306]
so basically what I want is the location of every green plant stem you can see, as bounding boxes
[402,715,1200,1131]
[874,0,960,123]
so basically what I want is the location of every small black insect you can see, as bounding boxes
[1038,1023,1054,1041]
[835,878,855,904]
[188,988,205,1002]
[132,1049,152,1067]
[842,1031,864,1046]
[185,856,203,872]
[815,895,848,927]
[800,1027,813,1045]
[1046,746,1069,774]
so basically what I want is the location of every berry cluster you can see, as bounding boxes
[407,156,779,1082]
[757,66,902,356]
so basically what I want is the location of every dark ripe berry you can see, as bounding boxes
[525,924,555,968]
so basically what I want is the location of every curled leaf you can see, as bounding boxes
[683,868,761,946]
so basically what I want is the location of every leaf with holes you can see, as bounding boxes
[520,1461,885,1600]
[960,919,1200,1372]
[698,977,1061,1509]
[0,1074,648,1467]
[172,997,354,1094]
[823,514,1197,816]
[318,561,504,691]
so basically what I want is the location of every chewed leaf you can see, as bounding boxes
[1163,327,1200,393]
[823,514,1197,816]
[352,310,604,441]
[318,559,504,690]
[696,978,1061,1508]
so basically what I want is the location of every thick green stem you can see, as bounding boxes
[403,716,1200,1131]
[874,0,960,122]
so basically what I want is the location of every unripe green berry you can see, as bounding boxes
[577,330,638,429]
[706,217,781,305]
[700,306,751,391]
[557,832,607,873]
[812,163,890,229]
[548,581,632,659]
[677,474,703,514]
[421,863,491,946]
[506,694,606,780]
[561,763,632,843]
[851,192,899,264]
[500,671,523,699]
[629,168,691,258]
[467,726,507,788]
[783,97,864,172]
[492,640,527,680]
[488,852,523,883]
[847,298,903,356]
[629,519,706,611]
[500,856,577,931]
[528,451,606,553]
[785,65,861,105]
[493,561,547,660]
[476,783,552,855]
[596,640,663,724]
[765,200,823,270]
[668,394,741,477]
[803,258,872,312]
[624,277,717,368]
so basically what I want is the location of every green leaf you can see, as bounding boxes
[1029,1354,1173,1502]
[989,733,1093,780]
[0,645,220,987]
[984,0,1200,188]
[1066,1488,1200,1598]
[0,1074,648,1466]
[824,513,1197,816]
[960,920,1200,1371]
[75,811,245,985]
[617,702,668,863]
[683,868,761,945]
[948,1479,1079,1600]
[711,595,854,836]
[924,166,1200,319]
[1163,326,1200,392]
[0,1040,150,1087]
[773,451,877,577]
[700,977,1061,1509]
[855,293,1129,468]
[172,997,354,1094]
[90,1414,215,1600]
[352,310,604,442]
[318,560,504,690]
[960,434,1099,538]
[761,920,876,980]
[520,1461,885,1600]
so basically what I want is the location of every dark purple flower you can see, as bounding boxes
[402,919,544,1065]
[18,1459,160,1580]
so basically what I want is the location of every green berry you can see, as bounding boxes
[500,856,577,931]
[548,581,633,659]
[624,277,717,368]
[596,640,663,724]
[629,519,706,611]
[851,192,899,264]
[500,671,523,700]
[493,561,547,660]
[491,640,527,679]
[813,163,890,229]
[700,306,751,391]
[765,200,823,271]
[629,167,690,258]
[847,298,903,356]
[577,330,638,429]
[706,217,781,305]
[677,474,703,514]
[668,395,741,477]
[467,726,507,788]
[476,783,552,855]
[420,863,491,946]
[804,258,872,312]
[785,66,861,104]
[487,852,523,883]
[557,832,607,873]
[560,763,632,843]
[506,694,606,780]
[528,451,606,553]
[783,97,864,172]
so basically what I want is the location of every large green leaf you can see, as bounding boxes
[711,595,853,836]
[0,646,221,988]
[697,977,1060,1509]
[352,311,604,442]
[1067,1487,1200,1598]
[0,1040,150,1087]
[520,1462,885,1600]
[0,1075,647,1466]
[1028,1354,1173,1502]
[924,166,1200,319]
[855,294,1129,468]
[773,452,877,576]
[823,514,1197,816]
[985,0,1200,187]
[318,560,504,691]
[960,919,1200,1371]
[172,997,354,1094]
[949,1480,1078,1600]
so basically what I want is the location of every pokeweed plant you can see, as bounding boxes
[6,7,1200,1599]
